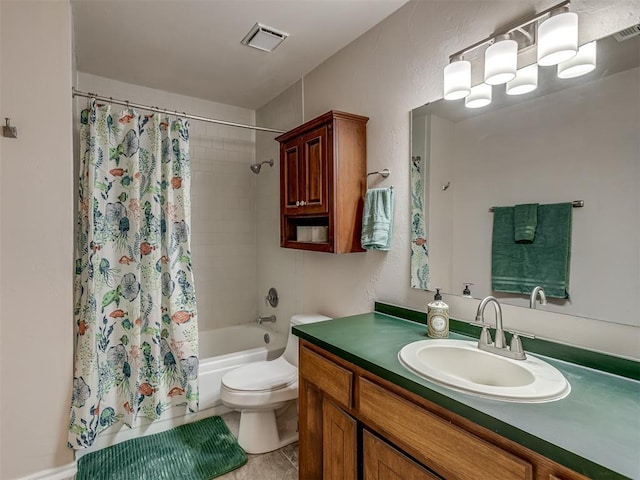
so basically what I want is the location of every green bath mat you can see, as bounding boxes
[77,416,247,480]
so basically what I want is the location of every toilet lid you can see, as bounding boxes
[222,357,297,392]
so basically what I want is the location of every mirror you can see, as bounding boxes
[410,31,640,326]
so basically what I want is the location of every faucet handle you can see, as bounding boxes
[509,334,525,358]
[507,331,533,360]
[507,330,534,359]
[507,329,535,340]
[478,326,493,347]
[469,321,493,346]
[470,319,493,329]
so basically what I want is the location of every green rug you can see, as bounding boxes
[77,416,247,480]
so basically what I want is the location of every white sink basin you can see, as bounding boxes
[398,339,570,403]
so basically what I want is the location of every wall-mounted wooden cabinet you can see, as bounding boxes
[276,111,368,253]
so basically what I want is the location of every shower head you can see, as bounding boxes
[250,158,274,174]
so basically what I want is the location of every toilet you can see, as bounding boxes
[220,313,332,454]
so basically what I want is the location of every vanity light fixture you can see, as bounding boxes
[537,7,578,66]
[557,41,597,78]
[465,83,492,109]
[484,34,518,85]
[506,63,538,95]
[442,1,595,106]
[443,57,471,100]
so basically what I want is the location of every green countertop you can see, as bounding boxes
[293,312,640,480]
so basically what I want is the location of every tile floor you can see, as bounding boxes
[218,411,299,480]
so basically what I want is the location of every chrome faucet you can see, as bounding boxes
[474,296,527,360]
[257,315,276,325]
[529,286,547,309]
[476,296,506,348]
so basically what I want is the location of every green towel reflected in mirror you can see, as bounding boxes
[492,202,572,298]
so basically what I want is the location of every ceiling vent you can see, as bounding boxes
[241,23,289,52]
[613,24,640,42]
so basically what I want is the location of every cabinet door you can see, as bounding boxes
[364,430,440,480]
[323,398,357,480]
[281,139,302,211]
[301,124,329,214]
[358,377,533,480]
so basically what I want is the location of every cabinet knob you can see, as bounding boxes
[300,201,306,206]
[296,201,300,206]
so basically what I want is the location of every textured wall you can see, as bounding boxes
[296,0,640,356]
[255,81,307,335]
[0,2,74,478]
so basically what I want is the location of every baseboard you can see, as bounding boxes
[16,462,77,480]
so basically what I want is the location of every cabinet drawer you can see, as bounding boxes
[364,429,441,480]
[300,346,353,409]
[358,377,532,480]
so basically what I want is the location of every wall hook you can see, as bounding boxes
[442,181,451,191]
[2,118,18,139]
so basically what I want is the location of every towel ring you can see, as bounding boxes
[366,169,392,189]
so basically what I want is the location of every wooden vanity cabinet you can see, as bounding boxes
[363,430,440,480]
[298,340,591,480]
[276,111,368,253]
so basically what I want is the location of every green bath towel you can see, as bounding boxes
[514,203,538,243]
[492,202,572,298]
[361,187,394,251]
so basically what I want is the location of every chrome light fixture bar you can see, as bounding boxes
[442,0,596,109]
[447,0,570,66]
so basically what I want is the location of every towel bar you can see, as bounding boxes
[367,168,390,178]
[489,200,583,212]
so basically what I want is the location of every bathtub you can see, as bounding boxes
[77,322,286,457]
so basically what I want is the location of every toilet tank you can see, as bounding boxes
[283,314,332,366]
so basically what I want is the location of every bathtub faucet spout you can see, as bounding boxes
[257,315,276,325]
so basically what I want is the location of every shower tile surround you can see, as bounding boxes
[76,73,259,332]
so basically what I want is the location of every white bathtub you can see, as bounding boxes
[77,323,286,457]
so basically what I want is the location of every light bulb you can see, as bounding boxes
[538,10,578,66]
[485,38,518,85]
[506,64,538,95]
[557,41,597,78]
[465,84,492,109]
[444,60,471,100]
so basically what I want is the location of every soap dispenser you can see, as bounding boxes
[427,288,449,338]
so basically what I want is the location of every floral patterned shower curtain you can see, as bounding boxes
[69,100,199,448]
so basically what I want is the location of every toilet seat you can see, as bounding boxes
[222,357,297,393]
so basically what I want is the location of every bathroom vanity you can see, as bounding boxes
[293,307,640,480]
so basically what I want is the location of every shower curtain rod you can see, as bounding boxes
[72,87,285,134]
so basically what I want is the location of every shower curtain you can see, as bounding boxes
[69,100,199,448]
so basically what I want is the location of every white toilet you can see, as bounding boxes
[220,313,332,454]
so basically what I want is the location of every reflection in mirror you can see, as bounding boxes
[410,31,640,326]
